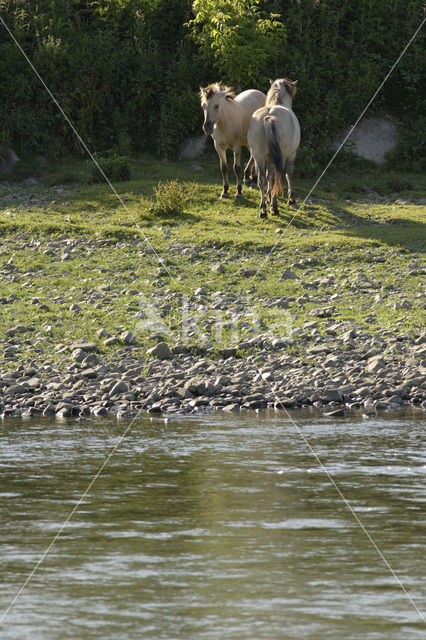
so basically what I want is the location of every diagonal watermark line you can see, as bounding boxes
[0,413,138,626]
[0,15,177,624]
[0,15,175,283]
[248,12,426,286]
[271,400,426,623]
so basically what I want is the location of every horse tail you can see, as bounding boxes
[263,115,284,198]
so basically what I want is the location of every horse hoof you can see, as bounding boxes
[288,199,297,207]
[259,212,268,218]
[220,193,229,199]
[235,193,243,200]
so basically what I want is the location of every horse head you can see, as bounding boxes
[266,79,298,106]
[200,83,235,135]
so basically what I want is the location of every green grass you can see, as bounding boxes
[0,152,424,369]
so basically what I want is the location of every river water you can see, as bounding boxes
[0,410,425,639]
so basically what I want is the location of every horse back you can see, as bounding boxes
[234,90,266,145]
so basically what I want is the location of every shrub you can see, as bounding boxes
[87,153,131,184]
[148,180,198,216]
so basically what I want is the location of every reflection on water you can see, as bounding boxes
[0,410,425,639]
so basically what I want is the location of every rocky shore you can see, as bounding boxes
[0,178,424,421]
[1,324,425,419]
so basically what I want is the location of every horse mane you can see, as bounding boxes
[200,83,236,101]
[266,78,297,106]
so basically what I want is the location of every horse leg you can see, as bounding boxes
[243,155,257,186]
[233,148,242,199]
[286,160,296,205]
[243,155,252,185]
[257,162,268,218]
[266,164,272,203]
[269,171,279,216]
[215,143,229,198]
[268,162,279,215]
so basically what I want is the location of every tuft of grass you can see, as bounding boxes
[148,179,198,217]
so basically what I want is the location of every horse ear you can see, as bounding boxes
[269,79,274,85]
[286,81,297,96]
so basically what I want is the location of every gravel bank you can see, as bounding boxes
[1,327,425,419]
[1,230,424,419]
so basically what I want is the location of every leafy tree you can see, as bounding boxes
[189,0,286,88]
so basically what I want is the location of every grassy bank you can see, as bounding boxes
[0,153,425,372]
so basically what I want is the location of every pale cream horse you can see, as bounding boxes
[247,78,300,217]
[200,83,266,198]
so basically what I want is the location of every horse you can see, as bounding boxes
[247,78,300,217]
[200,83,266,199]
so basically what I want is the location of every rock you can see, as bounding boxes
[6,325,27,336]
[280,269,297,280]
[0,149,20,173]
[319,388,343,403]
[222,403,240,412]
[147,341,172,360]
[309,307,335,318]
[365,355,386,373]
[332,114,396,164]
[147,404,162,413]
[104,336,119,346]
[80,368,98,379]
[120,330,137,345]
[56,404,74,417]
[42,404,56,417]
[375,401,391,410]
[26,377,42,388]
[325,408,345,417]
[6,384,27,395]
[3,346,20,358]
[178,135,207,160]
[109,380,128,396]
[71,342,98,353]
[275,397,297,408]
[71,348,86,363]
[308,345,332,355]
[92,406,109,417]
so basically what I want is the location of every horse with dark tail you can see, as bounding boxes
[247,78,300,217]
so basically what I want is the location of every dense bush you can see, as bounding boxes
[264,0,426,171]
[0,0,205,157]
[87,152,131,184]
[0,0,424,167]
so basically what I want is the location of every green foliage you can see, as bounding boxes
[189,0,286,86]
[264,0,425,170]
[87,152,131,183]
[0,0,424,168]
[148,179,198,216]
[0,0,203,157]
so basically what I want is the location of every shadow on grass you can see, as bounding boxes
[343,218,426,253]
[141,210,202,226]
